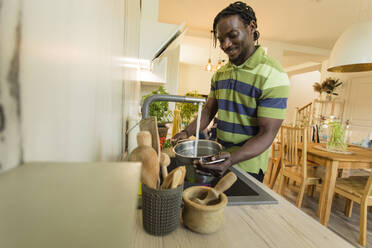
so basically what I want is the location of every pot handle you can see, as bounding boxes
[200,158,226,165]
[174,138,190,145]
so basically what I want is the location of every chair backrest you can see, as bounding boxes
[280,125,308,178]
[295,102,313,127]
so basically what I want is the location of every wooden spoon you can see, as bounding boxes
[193,172,237,205]
[161,166,186,189]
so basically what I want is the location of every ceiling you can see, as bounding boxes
[158,0,372,71]
[159,0,371,49]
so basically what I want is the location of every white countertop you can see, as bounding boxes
[132,166,354,248]
[0,162,141,248]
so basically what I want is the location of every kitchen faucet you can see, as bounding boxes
[141,94,206,119]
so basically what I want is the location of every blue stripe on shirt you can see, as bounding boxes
[258,98,287,109]
[217,99,257,117]
[217,119,259,136]
[214,79,262,98]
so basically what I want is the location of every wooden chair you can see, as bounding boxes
[295,102,313,128]
[264,142,281,189]
[333,172,372,246]
[263,129,282,189]
[278,125,321,208]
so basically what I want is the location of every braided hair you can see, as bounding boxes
[212,1,260,47]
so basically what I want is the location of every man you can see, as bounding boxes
[172,1,290,182]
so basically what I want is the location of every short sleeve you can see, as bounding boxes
[257,70,290,119]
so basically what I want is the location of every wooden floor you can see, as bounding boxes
[279,185,372,248]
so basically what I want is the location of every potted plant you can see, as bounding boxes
[313,77,343,101]
[176,91,206,127]
[142,86,173,138]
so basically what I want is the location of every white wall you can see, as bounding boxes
[321,60,372,143]
[0,0,23,171]
[0,0,141,170]
[178,63,214,96]
[286,71,320,124]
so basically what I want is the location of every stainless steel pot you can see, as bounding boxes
[173,140,222,184]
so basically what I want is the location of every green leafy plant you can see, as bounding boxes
[142,86,172,125]
[176,91,206,126]
[162,139,172,149]
[313,78,343,96]
[327,120,347,151]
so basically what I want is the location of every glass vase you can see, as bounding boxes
[326,119,347,152]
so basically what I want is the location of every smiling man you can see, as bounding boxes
[172,1,290,182]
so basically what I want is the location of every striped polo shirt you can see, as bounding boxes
[209,45,290,174]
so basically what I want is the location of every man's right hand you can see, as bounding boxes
[171,130,188,146]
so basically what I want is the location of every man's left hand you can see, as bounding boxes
[194,152,233,177]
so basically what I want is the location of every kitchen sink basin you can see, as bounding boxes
[183,166,277,206]
[137,161,277,208]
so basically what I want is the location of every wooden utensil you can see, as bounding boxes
[183,186,228,234]
[128,131,159,189]
[193,172,237,205]
[161,166,186,189]
[171,169,183,189]
[160,152,170,179]
[139,117,160,162]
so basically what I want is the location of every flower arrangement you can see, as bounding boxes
[313,78,343,97]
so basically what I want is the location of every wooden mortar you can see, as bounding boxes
[182,186,227,234]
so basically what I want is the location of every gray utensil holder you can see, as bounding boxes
[141,183,183,236]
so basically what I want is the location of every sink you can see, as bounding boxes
[137,161,277,208]
[224,166,277,205]
[183,166,277,206]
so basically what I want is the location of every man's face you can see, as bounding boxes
[216,15,255,65]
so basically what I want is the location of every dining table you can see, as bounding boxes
[306,143,372,226]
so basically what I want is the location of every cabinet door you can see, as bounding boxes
[348,77,372,143]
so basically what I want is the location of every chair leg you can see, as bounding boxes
[306,185,314,197]
[263,159,273,186]
[359,202,368,246]
[344,199,353,218]
[296,182,306,208]
[317,189,324,217]
[278,173,286,196]
[269,159,280,189]
[310,185,316,197]
[282,177,289,194]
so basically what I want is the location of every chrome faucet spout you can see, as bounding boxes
[141,94,206,119]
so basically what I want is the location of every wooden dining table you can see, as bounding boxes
[306,143,372,226]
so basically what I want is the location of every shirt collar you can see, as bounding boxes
[227,45,264,70]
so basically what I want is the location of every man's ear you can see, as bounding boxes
[249,20,257,32]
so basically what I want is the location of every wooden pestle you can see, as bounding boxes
[194,172,237,205]
[128,131,159,189]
